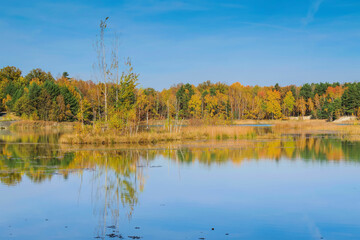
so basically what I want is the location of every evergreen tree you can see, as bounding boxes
[14,94,34,117]
[342,83,360,115]
[176,83,194,118]
[37,89,53,120]
[314,82,330,96]
[60,86,79,120]
[43,80,60,100]
[299,83,313,100]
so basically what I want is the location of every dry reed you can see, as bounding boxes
[59,125,257,144]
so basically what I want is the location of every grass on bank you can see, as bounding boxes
[10,120,76,130]
[7,119,360,144]
[60,120,360,145]
[59,125,258,145]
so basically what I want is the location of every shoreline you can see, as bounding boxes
[4,119,359,145]
[57,119,360,145]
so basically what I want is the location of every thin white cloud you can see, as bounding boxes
[303,0,325,25]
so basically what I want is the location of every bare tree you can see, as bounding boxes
[111,32,120,106]
[94,17,110,122]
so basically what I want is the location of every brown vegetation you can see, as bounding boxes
[58,119,360,145]
[59,124,258,144]
[11,120,76,130]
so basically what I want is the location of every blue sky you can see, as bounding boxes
[1,0,360,89]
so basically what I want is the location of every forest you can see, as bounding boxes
[1,65,360,132]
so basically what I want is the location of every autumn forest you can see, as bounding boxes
[1,65,360,131]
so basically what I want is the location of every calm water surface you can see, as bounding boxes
[1,131,360,240]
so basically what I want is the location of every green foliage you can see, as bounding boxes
[1,65,360,125]
[274,83,280,92]
[62,72,69,79]
[43,80,60,100]
[299,83,313,100]
[117,69,138,111]
[317,96,342,121]
[176,83,194,118]
[55,95,72,121]
[283,91,295,117]
[60,86,79,119]
[290,85,297,99]
[25,68,55,83]
[342,83,360,115]
[4,82,18,97]
[28,82,42,100]
[314,82,330,96]
[37,89,53,121]
[2,81,24,110]
[14,95,34,117]
[109,66,139,132]
[209,86,216,96]
[0,66,22,82]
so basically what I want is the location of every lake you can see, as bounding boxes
[1,132,360,240]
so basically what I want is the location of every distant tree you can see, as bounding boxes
[204,94,219,118]
[25,68,55,83]
[77,97,93,125]
[313,94,321,118]
[266,90,282,119]
[188,93,202,119]
[37,89,53,120]
[14,95,34,117]
[342,83,360,115]
[299,83,313,100]
[28,82,42,101]
[307,98,314,116]
[62,72,69,79]
[0,66,22,82]
[176,83,194,118]
[297,97,307,118]
[117,62,138,111]
[334,98,342,119]
[2,95,12,112]
[60,86,79,120]
[290,85,298,99]
[94,17,110,122]
[143,88,158,121]
[274,83,280,92]
[319,96,341,121]
[326,86,344,100]
[209,86,216,96]
[282,91,295,117]
[314,82,330,96]
[43,80,60,100]
[55,95,70,121]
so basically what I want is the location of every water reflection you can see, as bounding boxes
[1,132,360,239]
[0,131,147,239]
[2,135,360,187]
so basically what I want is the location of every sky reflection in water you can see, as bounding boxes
[0,134,360,240]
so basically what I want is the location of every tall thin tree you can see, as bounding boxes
[94,17,109,122]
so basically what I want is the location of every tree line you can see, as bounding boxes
[1,65,360,129]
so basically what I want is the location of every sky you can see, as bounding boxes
[1,0,360,89]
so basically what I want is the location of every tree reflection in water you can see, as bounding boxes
[1,132,360,238]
